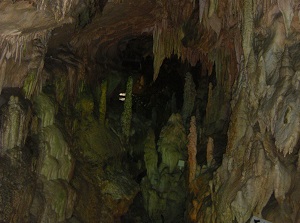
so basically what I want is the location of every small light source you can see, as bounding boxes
[119,92,126,101]
[178,160,185,170]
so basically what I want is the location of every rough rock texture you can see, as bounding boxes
[72,164,139,223]
[0,156,35,223]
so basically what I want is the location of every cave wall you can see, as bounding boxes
[0,0,300,222]
[184,1,300,223]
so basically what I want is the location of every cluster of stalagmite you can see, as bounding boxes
[142,114,187,222]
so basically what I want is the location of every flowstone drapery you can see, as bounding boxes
[197,2,300,222]
[31,92,75,222]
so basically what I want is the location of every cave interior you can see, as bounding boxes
[0,0,300,223]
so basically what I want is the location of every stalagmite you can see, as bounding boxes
[121,76,133,144]
[144,129,158,185]
[99,80,107,124]
[34,93,55,128]
[0,95,29,158]
[182,72,196,125]
[142,113,187,222]
[188,116,197,184]
[0,60,6,94]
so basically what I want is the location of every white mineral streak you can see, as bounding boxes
[0,30,50,63]
[37,0,75,21]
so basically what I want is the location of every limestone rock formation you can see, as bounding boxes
[142,113,187,222]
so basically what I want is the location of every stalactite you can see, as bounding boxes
[153,0,197,80]
[0,30,50,65]
[181,47,201,66]
[208,0,218,17]
[52,45,83,101]
[208,13,221,37]
[199,0,207,23]
[188,116,197,184]
[153,25,164,81]
[23,66,43,100]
